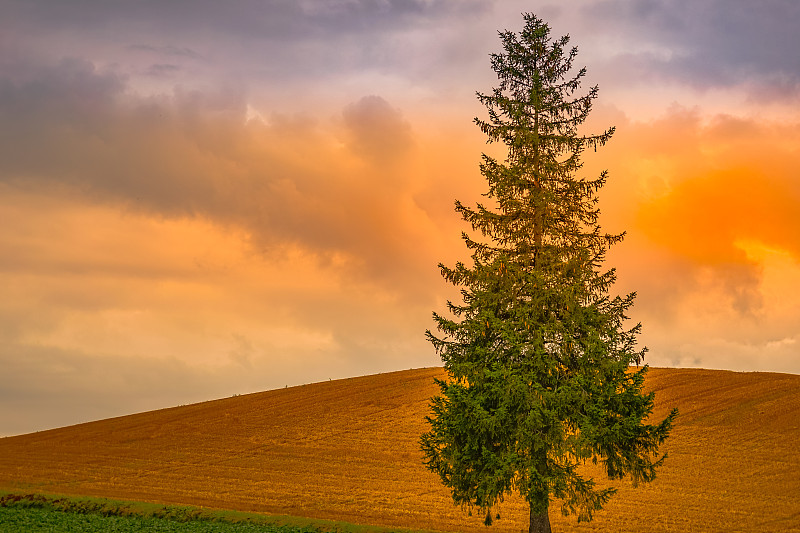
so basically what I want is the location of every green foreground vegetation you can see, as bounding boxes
[0,506,291,532]
[0,493,432,533]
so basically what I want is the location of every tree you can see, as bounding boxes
[420,13,677,533]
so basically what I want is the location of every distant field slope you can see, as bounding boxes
[1,367,799,532]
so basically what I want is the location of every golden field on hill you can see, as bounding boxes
[1,367,799,532]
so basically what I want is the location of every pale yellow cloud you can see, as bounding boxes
[0,182,448,436]
[0,75,492,435]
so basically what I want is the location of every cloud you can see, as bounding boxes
[584,105,800,372]
[630,110,800,267]
[0,186,450,436]
[584,0,800,98]
[4,2,800,437]
[145,64,182,78]
[5,0,487,37]
[0,58,485,437]
[5,1,798,115]
[0,59,461,299]
[8,60,797,331]
[0,343,222,436]
[127,44,205,60]
[342,95,414,163]
[1,0,491,103]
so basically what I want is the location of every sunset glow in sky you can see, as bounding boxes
[2,0,799,436]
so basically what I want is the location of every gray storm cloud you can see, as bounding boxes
[4,0,799,98]
[1,0,490,93]
[585,0,800,97]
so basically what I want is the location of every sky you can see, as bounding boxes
[1,0,799,437]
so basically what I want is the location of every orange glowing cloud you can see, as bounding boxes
[576,107,800,371]
[631,112,800,265]
[640,168,800,265]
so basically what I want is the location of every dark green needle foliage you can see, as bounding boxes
[420,13,677,533]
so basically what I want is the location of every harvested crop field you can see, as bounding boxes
[1,367,799,532]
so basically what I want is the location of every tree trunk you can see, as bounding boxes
[531,102,543,270]
[529,506,551,533]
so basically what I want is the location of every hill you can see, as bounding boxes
[1,367,799,532]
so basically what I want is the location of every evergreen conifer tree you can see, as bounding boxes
[420,13,677,533]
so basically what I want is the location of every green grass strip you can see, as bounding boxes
[0,505,308,532]
[0,492,440,533]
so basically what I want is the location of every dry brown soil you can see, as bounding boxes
[1,367,799,532]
